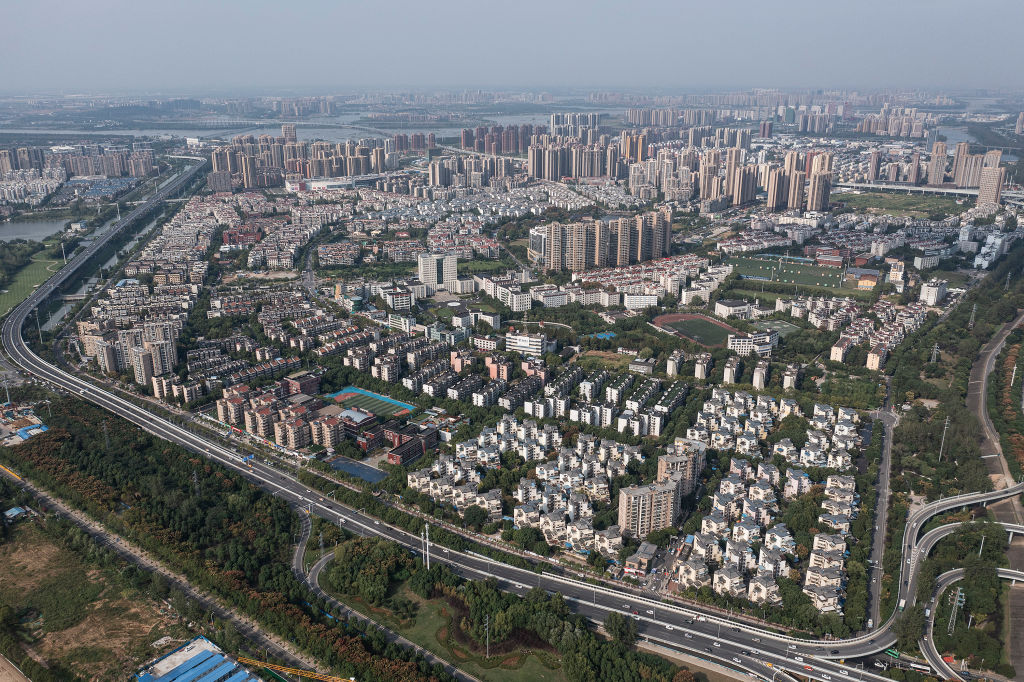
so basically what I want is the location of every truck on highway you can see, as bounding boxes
[898,599,906,611]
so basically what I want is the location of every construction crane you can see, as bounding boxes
[235,657,353,682]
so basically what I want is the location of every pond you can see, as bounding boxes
[330,457,388,484]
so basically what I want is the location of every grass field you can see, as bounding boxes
[0,257,60,317]
[724,283,877,301]
[575,350,634,372]
[328,386,416,416]
[667,319,730,345]
[730,255,845,288]
[666,317,732,346]
[458,259,507,276]
[326,584,566,682]
[0,524,189,679]
[836,191,968,218]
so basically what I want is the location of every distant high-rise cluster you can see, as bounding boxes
[460,124,537,155]
[550,112,600,138]
[855,104,932,138]
[523,122,751,191]
[274,97,335,117]
[0,143,155,178]
[1016,112,1024,136]
[527,140,619,181]
[625,108,716,127]
[426,155,515,188]
[764,150,833,212]
[391,133,435,153]
[795,112,836,134]
[950,142,1002,188]
[212,134,398,189]
[533,209,672,272]
[209,123,445,190]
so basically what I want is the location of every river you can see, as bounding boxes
[39,213,157,331]
[937,126,1018,162]
[0,219,68,242]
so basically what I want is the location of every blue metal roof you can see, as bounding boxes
[134,637,261,682]
[153,651,217,681]
[171,655,226,682]
[194,661,238,682]
[16,424,47,440]
[222,670,256,682]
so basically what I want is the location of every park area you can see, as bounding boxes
[836,191,968,219]
[653,313,737,347]
[326,386,416,416]
[0,257,60,317]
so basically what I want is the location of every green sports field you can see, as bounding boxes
[666,317,732,346]
[730,255,844,288]
[330,387,415,416]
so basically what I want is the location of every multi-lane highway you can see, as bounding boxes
[3,163,1022,679]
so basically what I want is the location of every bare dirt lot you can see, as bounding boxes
[0,524,190,680]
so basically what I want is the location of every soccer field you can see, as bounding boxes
[666,317,732,346]
[327,386,416,416]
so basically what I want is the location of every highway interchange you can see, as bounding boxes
[2,167,1023,681]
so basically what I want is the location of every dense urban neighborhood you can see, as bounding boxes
[3,9,1024,679]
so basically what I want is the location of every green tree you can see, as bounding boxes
[961,557,1000,616]
[894,607,926,651]
[462,505,488,531]
[604,611,637,646]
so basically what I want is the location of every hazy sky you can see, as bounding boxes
[5,0,1024,94]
